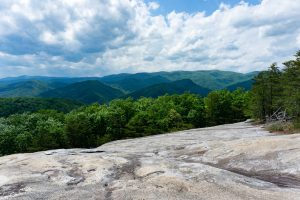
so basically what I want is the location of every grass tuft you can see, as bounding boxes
[266,121,296,134]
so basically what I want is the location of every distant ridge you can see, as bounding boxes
[0,70,259,102]
[0,70,259,90]
[99,70,259,90]
[0,80,53,97]
[126,79,211,99]
[100,74,170,93]
[40,80,124,104]
[226,79,255,91]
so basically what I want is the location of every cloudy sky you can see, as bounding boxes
[0,0,299,77]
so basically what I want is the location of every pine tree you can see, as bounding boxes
[282,51,300,122]
[250,63,282,121]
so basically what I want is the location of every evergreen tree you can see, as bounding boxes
[282,51,300,122]
[250,63,282,120]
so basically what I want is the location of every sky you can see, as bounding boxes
[0,0,299,77]
[146,0,261,15]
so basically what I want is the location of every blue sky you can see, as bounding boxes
[146,0,261,15]
[0,0,299,78]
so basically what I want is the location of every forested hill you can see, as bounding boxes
[0,97,83,117]
[0,70,258,93]
[40,80,124,104]
[226,79,254,91]
[126,79,211,99]
[0,70,258,103]
[0,80,53,97]
[152,70,258,90]
[99,70,258,91]
[99,74,170,93]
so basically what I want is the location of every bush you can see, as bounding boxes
[266,121,295,133]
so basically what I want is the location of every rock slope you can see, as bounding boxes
[0,122,300,200]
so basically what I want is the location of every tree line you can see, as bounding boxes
[250,51,300,126]
[0,91,249,156]
[0,97,82,117]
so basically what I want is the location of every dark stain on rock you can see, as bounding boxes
[114,157,141,181]
[0,183,26,197]
[103,156,141,200]
[223,153,300,188]
[66,167,86,186]
[67,177,85,186]
[228,168,300,188]
[202,152,300,189]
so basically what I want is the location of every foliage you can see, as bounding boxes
[266,122,295,133]
[0,111,67,155]
[282,52,300,121]
[204,89,249,125]
[0,97,82,117]
[0,91,249,156]
[250,51,300,126]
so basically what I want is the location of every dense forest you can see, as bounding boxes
[0,97,83,117]
[0,51,299,156]
[0,90,249,156]
[250,51,300,128]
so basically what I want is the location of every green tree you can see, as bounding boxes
[231,89,250,121]
[32,118,67,151]
[282,51,300,122]
[250,64,282,121]
[205,90,233,125]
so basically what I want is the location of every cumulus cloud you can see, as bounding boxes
[0,0,299,77]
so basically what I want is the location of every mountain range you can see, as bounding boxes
[40,80,124,104]
[126,79,211,99]
[0,70,259,104]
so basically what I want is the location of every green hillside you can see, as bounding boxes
[0,70,259,100]
[126,79,211,99]
[100,74,170,93]
[0,75,101,85]
[0,97,83,117]
[226,79,254,91]
[0,80,53,97]
[100,70,259,90]
[153,70,259,90]
[40,80,124,104]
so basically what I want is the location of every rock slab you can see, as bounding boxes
[0,122,300,200]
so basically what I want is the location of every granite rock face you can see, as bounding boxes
[0,122,300,200]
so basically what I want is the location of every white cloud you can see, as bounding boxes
[0,0,299,77]
[148,1,160,10]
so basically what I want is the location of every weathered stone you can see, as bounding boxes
[0,122,300,199]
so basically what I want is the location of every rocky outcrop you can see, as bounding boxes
[0,122,300,200]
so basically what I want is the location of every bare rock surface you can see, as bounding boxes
[1,122,300,200]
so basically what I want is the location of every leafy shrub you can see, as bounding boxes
[266,121,295,133]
